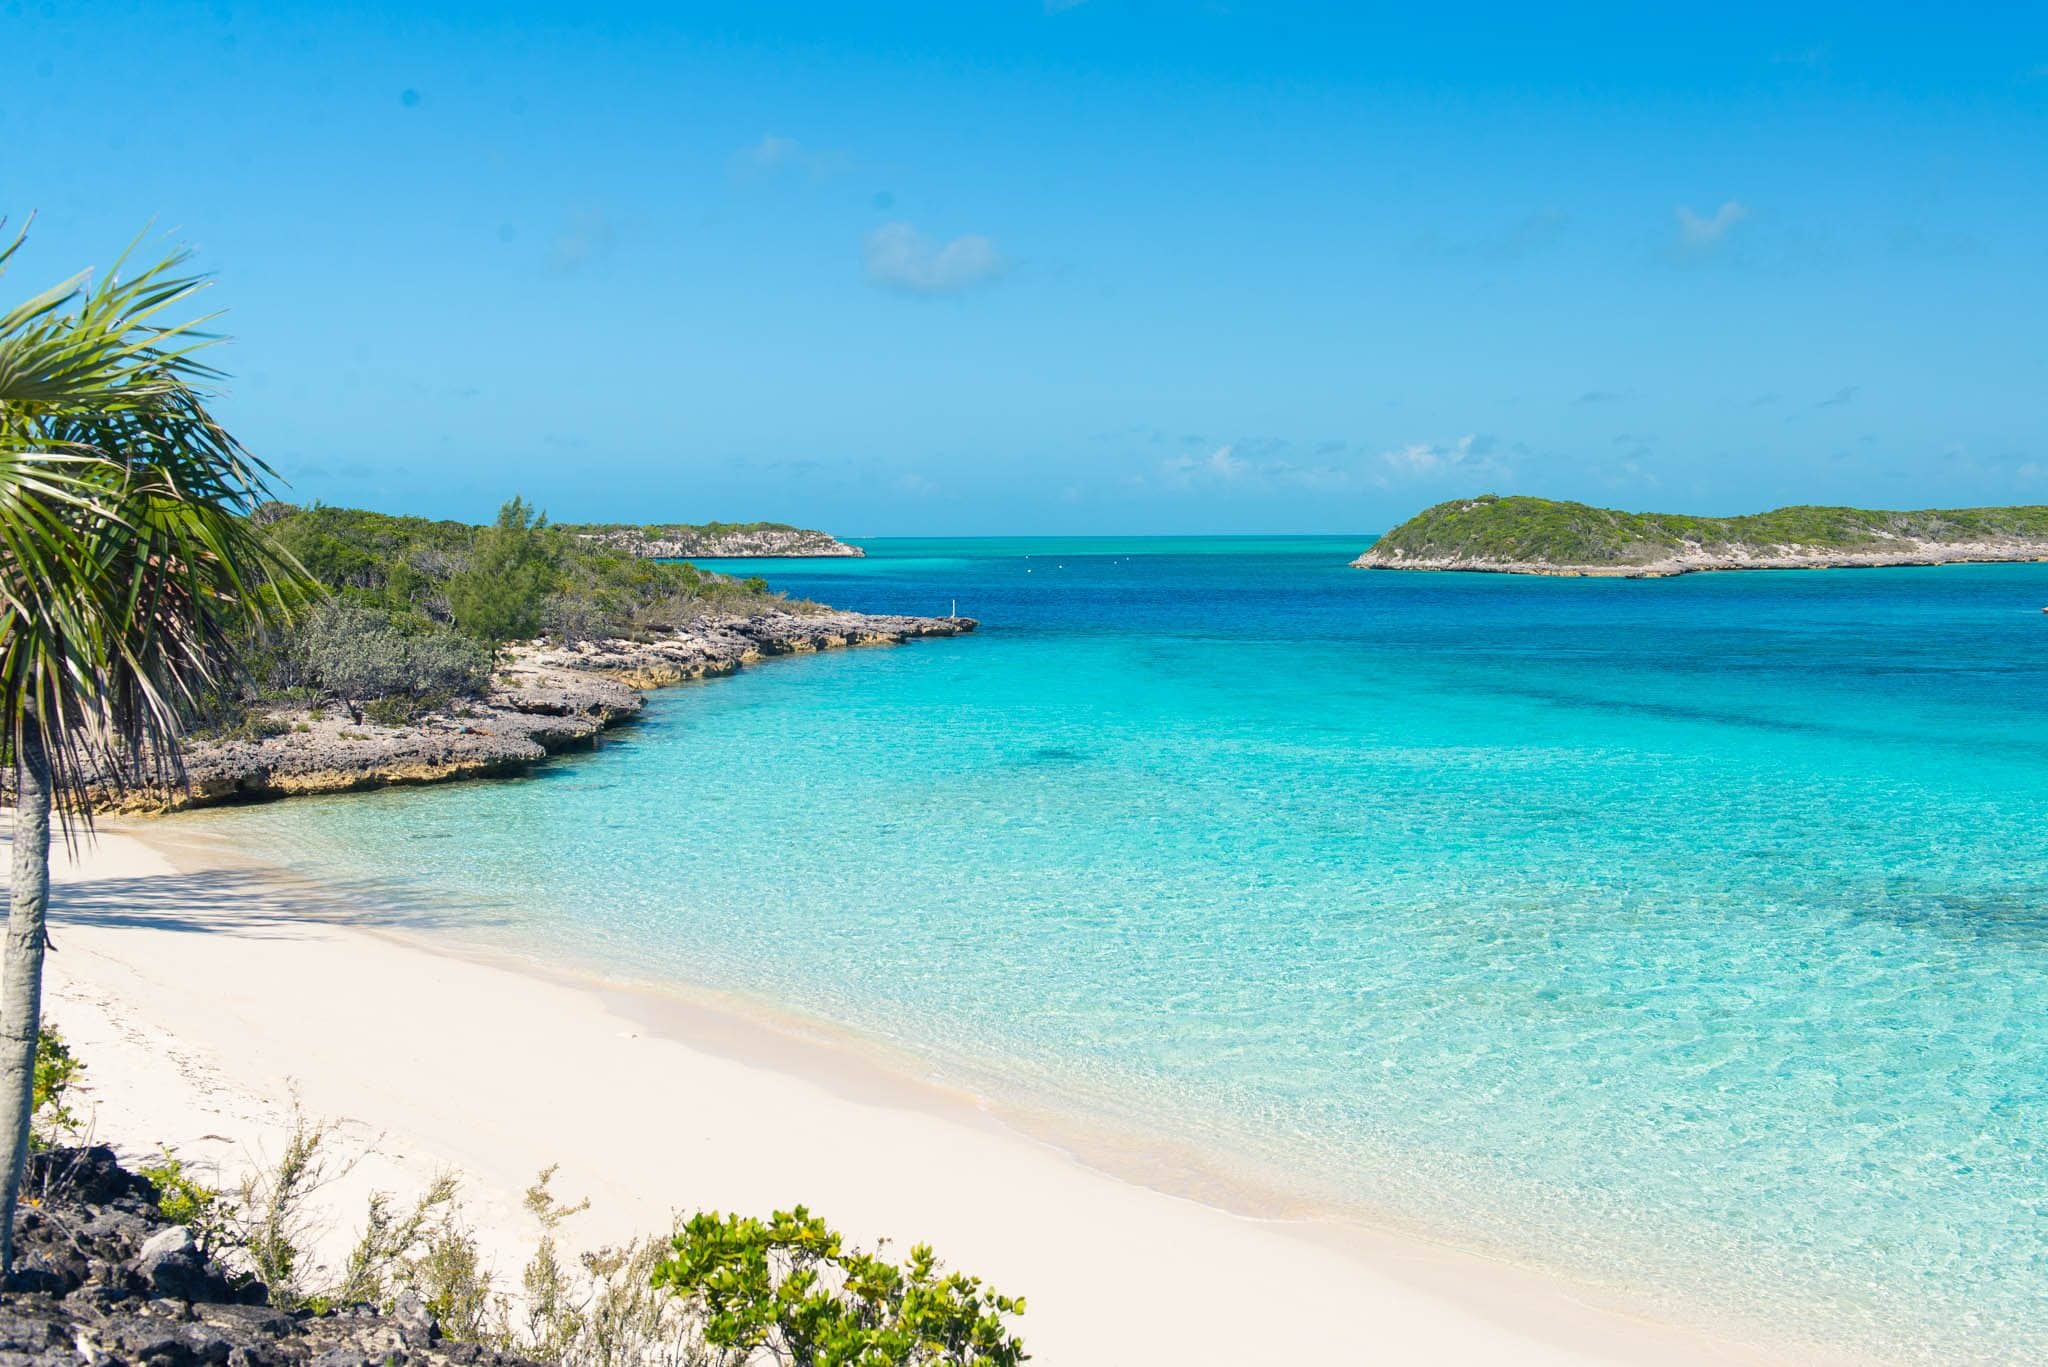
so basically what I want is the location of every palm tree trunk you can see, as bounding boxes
[0,721,52,1275]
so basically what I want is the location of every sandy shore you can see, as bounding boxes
[17,822,1801,1365]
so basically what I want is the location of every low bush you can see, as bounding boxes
[112,1094,1028,1366]
[291,601,491,712]
[138,1150,233,1252]
[30,1027,82,1149]
[653,1206,1026,1366]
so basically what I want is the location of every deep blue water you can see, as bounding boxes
[182,537,2048,1360]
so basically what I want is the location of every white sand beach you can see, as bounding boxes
[19,821,1797,1366]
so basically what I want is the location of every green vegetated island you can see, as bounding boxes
[1353,495,2048,577]
[559,520,863,558]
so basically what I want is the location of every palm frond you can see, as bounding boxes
[0,229,315,824]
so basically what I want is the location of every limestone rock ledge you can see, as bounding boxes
[97,610,974,813]
[570,525,864,558]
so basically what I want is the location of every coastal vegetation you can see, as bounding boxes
[21,1082,1028,1366]
[1357,494,2048,574]
[653,1207,1026,1365]
[558,519,805,545]
[226,499,815,723]
[263,500,806,643]
[561,521,863,560]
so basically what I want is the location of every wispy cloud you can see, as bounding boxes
[1044,0,1091,12]
[1593,434,1660,488]
[864,221,1006,295]
[736,133,845,179]
[1576,390,1621,405]
[1157,445,1251,489]
[1121,432,1518,496]
[1816,385,1860,409]
[549,209,616,272]
[1377,434,1508,483]
[747,133,801,167]
[1675,200,1749,250]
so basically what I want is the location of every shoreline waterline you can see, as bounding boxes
[114,812,1818,1366]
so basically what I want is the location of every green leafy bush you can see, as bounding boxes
[234,1113,335,1309]
[139,1151,232,1251]
[260,497,812,654]
[447,497,557,645]
[291,601,491,711]
[652,1206,1026,1366]
[30,1027,82,1149]
[100,1105,1032,1367]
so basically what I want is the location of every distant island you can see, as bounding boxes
[564,521,864,559]
[1353,495,2048,578]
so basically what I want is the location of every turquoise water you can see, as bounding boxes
[183,537,2048,1360]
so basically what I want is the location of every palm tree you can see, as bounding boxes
[0,224,301,1272]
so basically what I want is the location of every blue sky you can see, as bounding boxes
[4,2,2046,534]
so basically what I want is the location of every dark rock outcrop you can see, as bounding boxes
[2,1146,536,1366]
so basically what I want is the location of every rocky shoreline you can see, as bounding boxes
[3,1145,535,1366]
[569,525,863,558]
[1352,538,2048,578]
[98,610,972,813]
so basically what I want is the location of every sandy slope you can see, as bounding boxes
[16,823,1799,1366]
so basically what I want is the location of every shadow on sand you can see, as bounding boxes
[44,868,508,941]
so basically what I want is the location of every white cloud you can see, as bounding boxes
[863,221,1006,295]
[1129,434,1513,495]
[1376,434,1506,482]
[1675,200,1749,249]
[747,133,801,167]
[1157,445,1251,488]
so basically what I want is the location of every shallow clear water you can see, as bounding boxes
[182,538,2048,1360]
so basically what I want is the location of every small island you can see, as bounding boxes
[1353,495,2048,577]
[565,521,864,558]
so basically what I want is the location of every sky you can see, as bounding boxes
[4,2,2046,535]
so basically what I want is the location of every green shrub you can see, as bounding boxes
[139,1151,232,1251]
[292,601,490,708]
[255,497,814,659]
[652,1206,1025,1366]
[447,497,556,645]
[30,1027,82,1149]
[233,1111,339,1310]
[112,1103,1031,1367]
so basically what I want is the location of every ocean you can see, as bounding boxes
[175,536,2048,1361]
